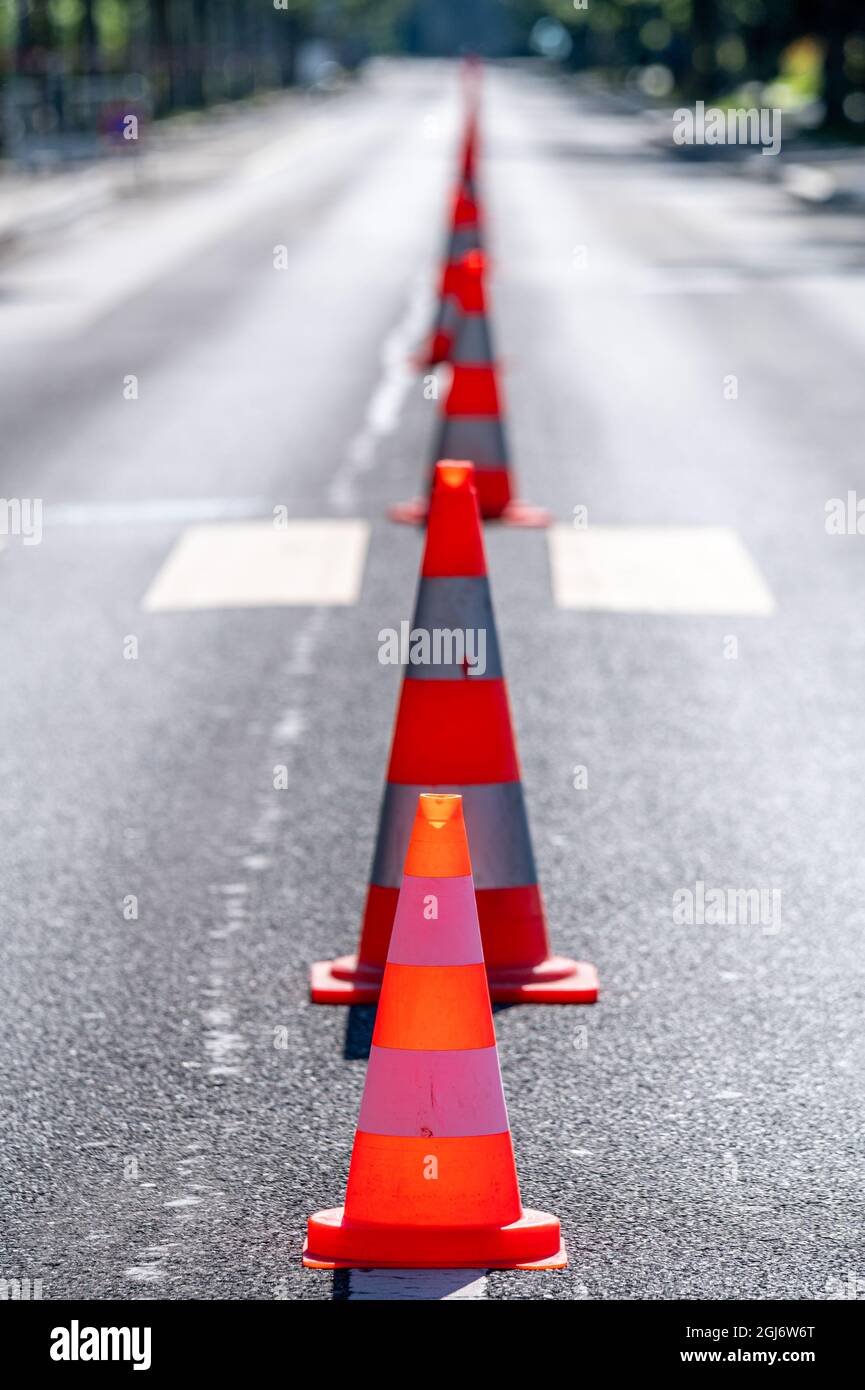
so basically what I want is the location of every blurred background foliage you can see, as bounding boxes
[0,1,862,145]
[497,1,865,130]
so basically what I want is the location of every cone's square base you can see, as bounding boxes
[387,498,552,529]
[303,1207,567,1270]
[488,957,600,1005]
[310,955,599,1006]
[497,500,554,528]
[386,497,429,526]
[310,956,383,1005]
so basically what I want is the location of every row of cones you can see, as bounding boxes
[304,67,597,1273]
[390,63,550,529]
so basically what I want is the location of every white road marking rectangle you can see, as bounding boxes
[549,525,775,615]
[142,520,369,611]
[347,1269,488,1300]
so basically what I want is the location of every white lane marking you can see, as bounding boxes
[45,497,273,526]
[273,709,305,745]
[141,519,369,611]
[198,607,327,1090]
[284,608,328,675]
[347,1270,488,1300]
[125,1265,166,1284]
[125,1240,179,1284]
[549,525,775,616]
[242,853,271,871]
[328,276,433,511]
[202,1015,247,1077]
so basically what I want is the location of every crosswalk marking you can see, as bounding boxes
[548,524,775,616]
[142,519,369,612]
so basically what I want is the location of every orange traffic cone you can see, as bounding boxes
[460,59,482,190]
[416,180,482,369]
[459,111,479,199]
[390,252,552,527]
[312,461,599,1006]
[416,77,483,369]
[304,793,567,1271]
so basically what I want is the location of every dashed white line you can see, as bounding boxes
[346,1269,489,1300]
[329,276,433,512]
[273,709,305,745]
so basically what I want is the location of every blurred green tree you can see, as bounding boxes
[499,0,865,132]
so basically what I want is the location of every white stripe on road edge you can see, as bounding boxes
[347,1270,488,1300]
[141,519,369,611]
[548,525,775,616]
[45,497,274,526]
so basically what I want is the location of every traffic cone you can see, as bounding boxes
[461,110,479,194]
[460,60,481,189]
[416,180,483,369]
[389,252,552,527]
[304,793,567,1271]
[311,461,599,1005]
[416,80,484,369]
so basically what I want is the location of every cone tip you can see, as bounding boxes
[418,792,463,827]
[435,459,475,491]
[405,793,471,878]
[462,249,485,275]
[424,462,486,578]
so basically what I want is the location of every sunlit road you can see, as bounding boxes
[1,58,864,1301]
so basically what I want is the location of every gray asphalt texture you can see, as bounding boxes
[1,59,864,1302]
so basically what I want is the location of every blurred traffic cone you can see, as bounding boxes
[390,251,552,527]
[311,461,598,1006]
[416,181,482,369]
[416,64,483,368]
[461,110,479,193]
[304,793,567,1271]
[460,59,481,189]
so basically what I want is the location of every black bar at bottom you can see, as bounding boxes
[4,1298,859,1375]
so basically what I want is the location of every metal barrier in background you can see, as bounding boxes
[2,73,151,168]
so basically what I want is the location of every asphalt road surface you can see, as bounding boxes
[1,59,864,1303]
